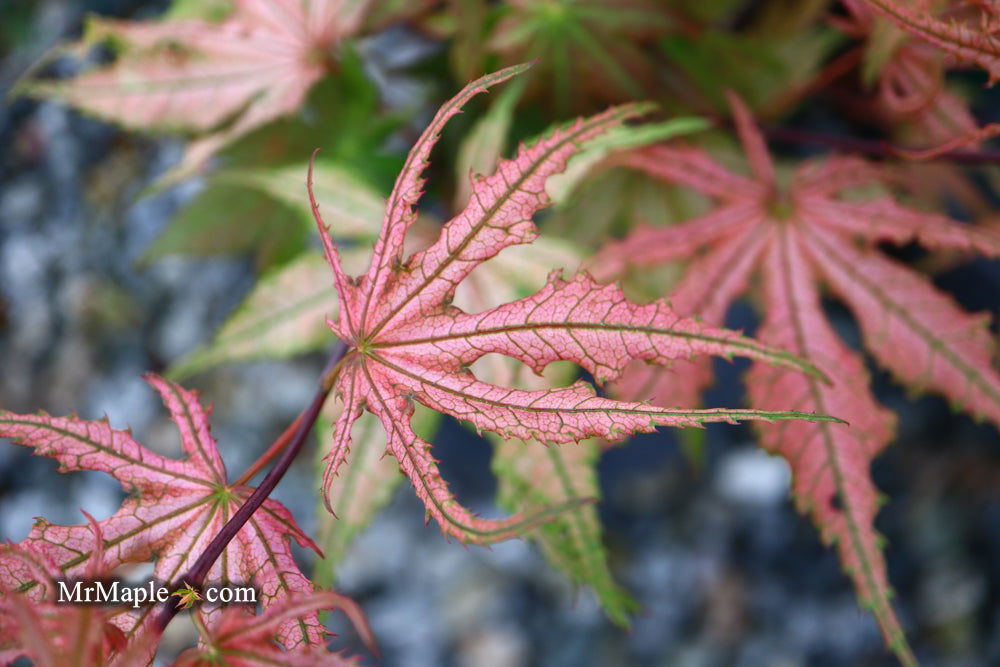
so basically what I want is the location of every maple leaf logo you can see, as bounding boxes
[0,375,327,651]
[311,63,839,545]
[171,582,202,610]
[590,92,1000,664]
[22,0,368,176]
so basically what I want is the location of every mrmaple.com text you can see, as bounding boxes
[57,580,256,608]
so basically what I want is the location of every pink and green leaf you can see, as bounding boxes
[18,0,368,175]
[175,591,376,666]
[806,225,1000,427]
[860,0,1000,83]
[593,90,1000,664]
[1,520,134,666]
[459,244,636,623]
[313,406,441,586]
[0,375,325,649]
[747,226,910,662]
[313,66,839,555]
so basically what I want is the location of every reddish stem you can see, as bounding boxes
[232,413,304,487]
[153,342,348,634]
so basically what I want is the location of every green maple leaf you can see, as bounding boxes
[172,582,203,610]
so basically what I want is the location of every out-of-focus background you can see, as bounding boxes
[1,1,999,665]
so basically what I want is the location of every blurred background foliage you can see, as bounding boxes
[1,0,1000,665]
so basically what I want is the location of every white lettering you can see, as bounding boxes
[233,587,255,603]
[129,585,149,608]
[93,580,118,603]
[57,580,81,603]
[52,580,254,607]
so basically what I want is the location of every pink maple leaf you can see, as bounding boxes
[840,0,1000,157]
[589,92,1000,665]
[311,63,839,546]
[0,515,134,666]
[173,591,376,666]
[0,374,329,652]
[25,0,367,175]
[859,0,1000,84]
[841,0,979,144]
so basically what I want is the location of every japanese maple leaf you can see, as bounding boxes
[1,516,132,666]
[173,592,375,666]
[25,0,367,175]
[171,582,203,610]
[312,63,838,545]
[859,0,1000,84]
[839,0,1000,157]
[590,93,1000,665]
[840,0,978,145]
[0,374,328,651]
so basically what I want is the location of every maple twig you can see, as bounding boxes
[231,413,305,487]
[153,341,349,634]
[231,349,352,487]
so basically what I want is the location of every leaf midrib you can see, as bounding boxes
[372,320,802,371]
[369,352,824,423]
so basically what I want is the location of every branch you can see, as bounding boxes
[231,412,305,487]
